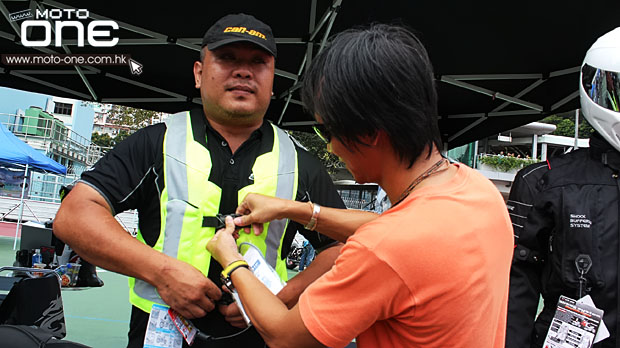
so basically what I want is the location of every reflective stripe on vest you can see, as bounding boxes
[266,126,296,267]
[131,111,297,312]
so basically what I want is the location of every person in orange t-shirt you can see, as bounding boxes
[298,163,512,348]
[206,23,513,348]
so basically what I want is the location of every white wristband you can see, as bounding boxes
[304,202,321,231]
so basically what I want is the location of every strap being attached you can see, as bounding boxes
[202,216,222,228]
[203,214,249,230]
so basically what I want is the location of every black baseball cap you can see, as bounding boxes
[202,13,277,57]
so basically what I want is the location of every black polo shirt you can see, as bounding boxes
[80,108,344,345]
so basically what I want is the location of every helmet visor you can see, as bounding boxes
[582,64,620,113]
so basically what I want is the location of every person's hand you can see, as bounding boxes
[234,193,289,235]
[207,216,244,267]
[153,258,222,319]
[218,301,248,328]
[208,217,249,328]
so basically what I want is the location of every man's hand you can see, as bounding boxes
[235,193,289,235]
[153,258,222,319]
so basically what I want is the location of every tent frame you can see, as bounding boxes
[14,163,28,249]
[0,0,584,145]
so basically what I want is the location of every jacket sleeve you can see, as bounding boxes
[505,163,549,348]
[80,123,165,215]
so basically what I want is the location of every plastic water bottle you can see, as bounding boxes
[32,249,42,266]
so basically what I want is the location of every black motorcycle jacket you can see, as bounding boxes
[506,132,620,348]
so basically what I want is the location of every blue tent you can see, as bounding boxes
[0,122,66,249]
[0,123,66,175]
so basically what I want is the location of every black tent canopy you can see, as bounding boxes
[0,0,618,148]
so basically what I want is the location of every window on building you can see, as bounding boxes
[54,102,73,115]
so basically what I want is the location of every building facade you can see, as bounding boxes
[0,86,100,202]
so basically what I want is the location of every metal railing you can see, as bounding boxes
[27,173,79,203]
[339,197,375,211]
[0,112,104,167]
[0,112,107,203]
[0,195,138,232]
[0,196,60,222]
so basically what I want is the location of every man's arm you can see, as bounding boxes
[218,241,342,327]
[209,217,324,348]
[53,183,221,318]
[235,193,378,242]
[277,242,342,307]
[210,217,404,348]
[505,163,549,348]
[233,270,323,348]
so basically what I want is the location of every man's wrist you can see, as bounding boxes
[304,201,320,231]
[148,252,178,286]
[221,253,244,268]
[221,259,250,291]
[222,259,249,275]
[275,196,291,220]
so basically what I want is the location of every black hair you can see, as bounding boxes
[301,23,442,167]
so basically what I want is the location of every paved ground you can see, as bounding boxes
[0,221,20,238]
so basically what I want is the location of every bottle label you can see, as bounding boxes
[32,252,42,265]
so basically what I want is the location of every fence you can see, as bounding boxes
[0,111,108,203]
[336,184,378,211]
[0,112,105,168]
[340,197,375,211]
[0,196,138,233]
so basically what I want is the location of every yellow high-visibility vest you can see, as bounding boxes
[129,111,298,313]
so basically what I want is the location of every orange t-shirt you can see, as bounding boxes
[299,164,513,348]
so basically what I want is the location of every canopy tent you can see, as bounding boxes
[0,0,619,147]
[0,123,66,174]
[0,122,65,248]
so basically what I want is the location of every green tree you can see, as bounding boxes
[115,130,131,144]
[540,113,594,138]
[106,105,164,130]
[83,102,164,130]
[90,132,114,148]
[288,130,344,175]
[555,119,575,136]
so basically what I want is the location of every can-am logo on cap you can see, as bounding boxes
[20,9,118,48]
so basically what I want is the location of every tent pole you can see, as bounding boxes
[13,164,28,250]
[574,109,580,150]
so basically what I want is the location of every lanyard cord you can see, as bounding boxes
[193,243,263,342]
[391,158,448,208]
[195,326,252,342]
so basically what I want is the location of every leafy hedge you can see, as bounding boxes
[478,155,539,172]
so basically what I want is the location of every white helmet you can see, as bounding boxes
[579,27,620,152]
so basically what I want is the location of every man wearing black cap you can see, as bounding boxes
[54,13,346,348]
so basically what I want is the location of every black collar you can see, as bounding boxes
[589,132,620,172]
[189,108,270,148]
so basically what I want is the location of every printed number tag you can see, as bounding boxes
[168,308,198,345]
[143,304,183,348]
[542,295,604,348]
